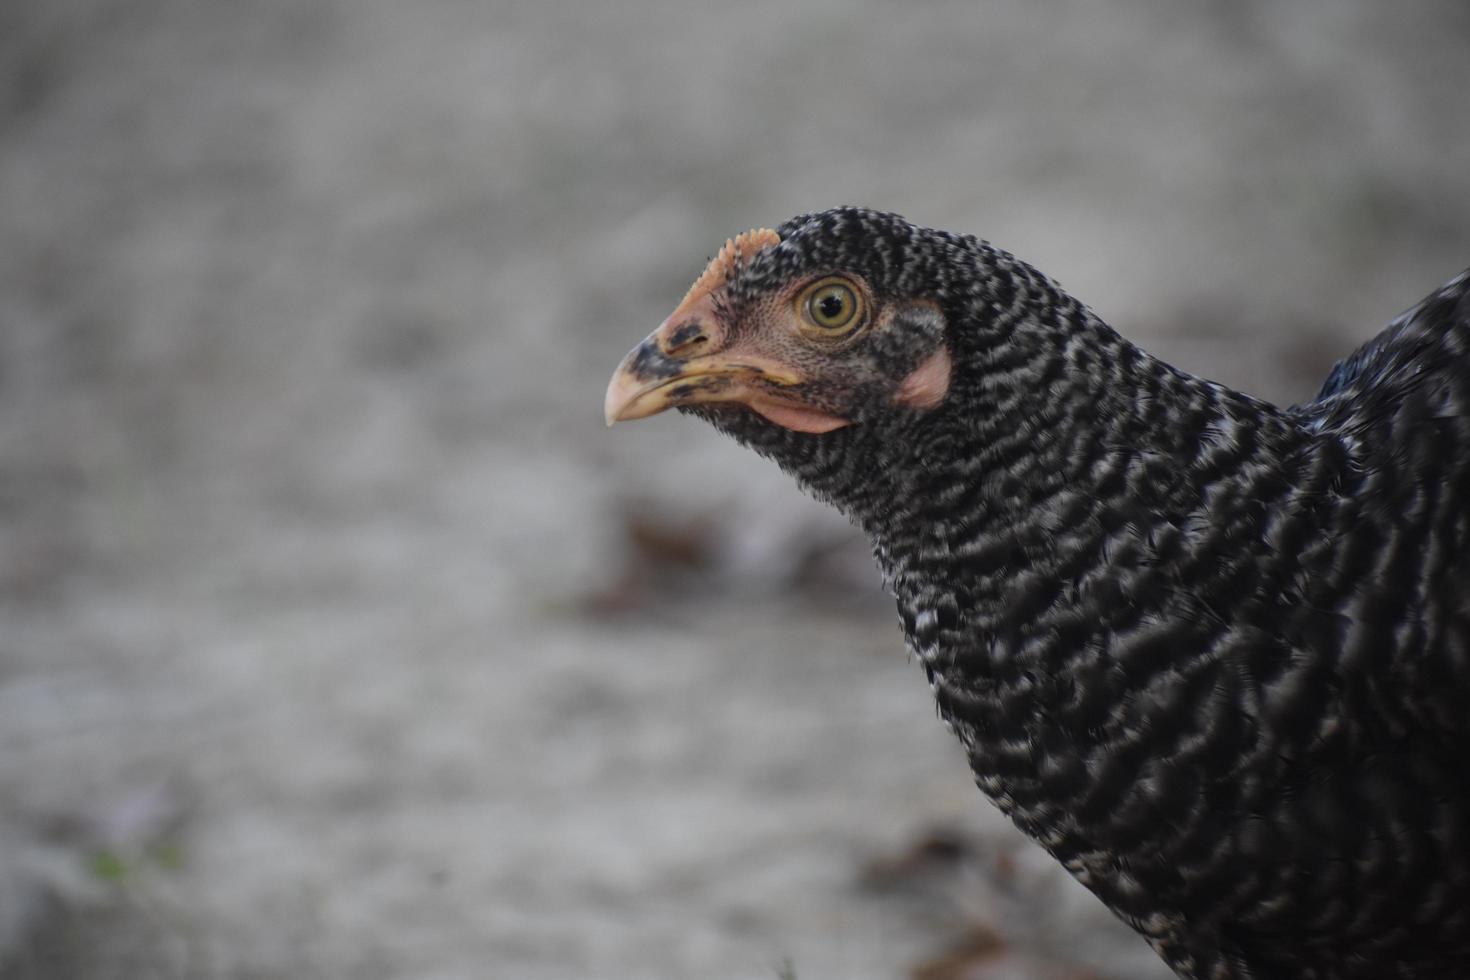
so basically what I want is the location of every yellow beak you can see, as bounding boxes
[603,335,799,425]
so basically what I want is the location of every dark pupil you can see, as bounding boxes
[817,292,846,321]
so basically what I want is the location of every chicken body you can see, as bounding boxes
[606,208,1470,979]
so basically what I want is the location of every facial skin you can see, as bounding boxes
[605,226,954,438]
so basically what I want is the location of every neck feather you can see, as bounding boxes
[770,288,1328,824]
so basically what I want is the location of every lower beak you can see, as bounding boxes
[603,338,798,425]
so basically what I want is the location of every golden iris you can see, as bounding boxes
[800,278,862,334]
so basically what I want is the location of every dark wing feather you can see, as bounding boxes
[1235,269,1470,976]
[1297,268,1470,726]
[1297,268,1470,435]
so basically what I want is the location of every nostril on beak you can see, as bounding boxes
[661,321,710,358]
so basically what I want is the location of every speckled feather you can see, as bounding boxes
[680,208,1470,980]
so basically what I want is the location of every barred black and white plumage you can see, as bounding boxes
[605,207,1470,980]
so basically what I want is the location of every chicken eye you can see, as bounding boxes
[800,279,863,335]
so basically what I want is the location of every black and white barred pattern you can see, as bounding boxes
[691,208,1470,980]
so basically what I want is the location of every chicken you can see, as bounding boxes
[604,207,1470,980]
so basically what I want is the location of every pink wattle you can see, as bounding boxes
[746,396,851,434]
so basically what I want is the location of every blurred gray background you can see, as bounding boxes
[3,2,1470,978]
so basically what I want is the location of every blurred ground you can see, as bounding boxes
[2,2,1470,978]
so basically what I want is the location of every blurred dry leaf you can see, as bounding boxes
[860,826,976,891]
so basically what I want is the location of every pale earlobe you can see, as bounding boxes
[893,345,952,410]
